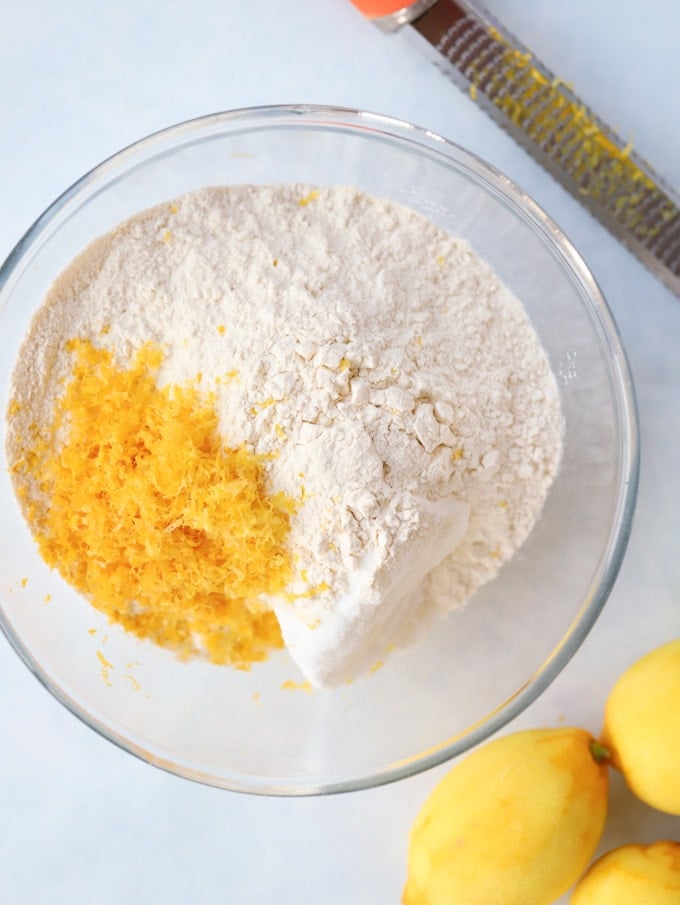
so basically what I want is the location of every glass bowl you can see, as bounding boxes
[0,105,639,795]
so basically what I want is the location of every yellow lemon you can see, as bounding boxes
[570,841,680,904]
[601,638,680,814]
[403,727,608,905]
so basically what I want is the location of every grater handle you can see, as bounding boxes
[349,0,423,16]
[349,0,438,31]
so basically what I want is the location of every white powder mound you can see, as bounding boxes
[6,184,564,688]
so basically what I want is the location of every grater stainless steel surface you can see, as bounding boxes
[353,0,680,299]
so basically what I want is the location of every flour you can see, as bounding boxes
[6,184,564,687]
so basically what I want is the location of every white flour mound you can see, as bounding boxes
[6,184,564,688]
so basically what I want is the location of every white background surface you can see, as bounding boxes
[1,1,679,902]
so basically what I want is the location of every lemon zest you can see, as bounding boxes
[19,339,295,669]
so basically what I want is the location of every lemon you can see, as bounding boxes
[403,727,608,905]
[570,841,680,904]
[601,638,680,814]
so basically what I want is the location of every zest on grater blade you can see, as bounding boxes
[351,0,680,299]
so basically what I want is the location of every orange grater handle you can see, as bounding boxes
[349,1,418,17]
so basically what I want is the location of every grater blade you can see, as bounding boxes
[371,0,680,298]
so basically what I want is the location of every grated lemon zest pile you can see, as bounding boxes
[15,339,296,669]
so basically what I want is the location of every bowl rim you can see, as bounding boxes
[0,103,640,796]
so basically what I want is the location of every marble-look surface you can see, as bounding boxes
[1,2,678,902]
